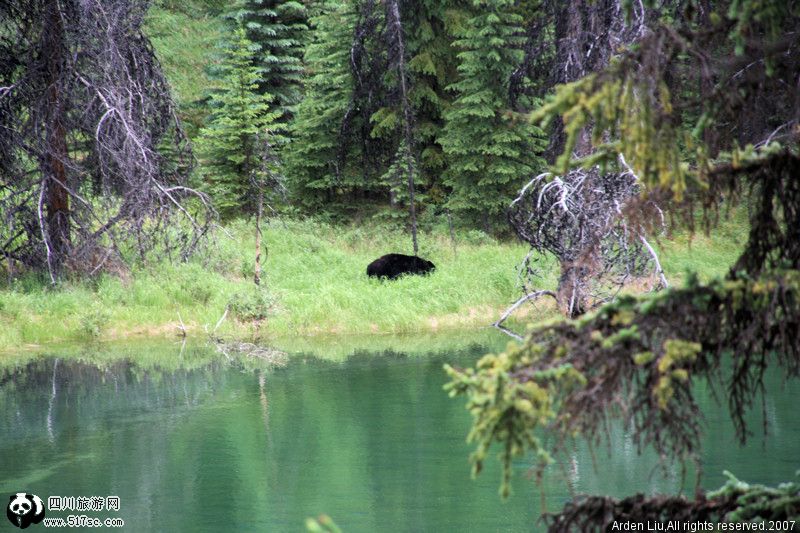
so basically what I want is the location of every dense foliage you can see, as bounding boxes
[196,26,283,217]
[447,269,800,494]
[285,0,549,228]
[445,0,800,525]
[284,0,360,210]
[229,0,306,115]
[438,0,547,228]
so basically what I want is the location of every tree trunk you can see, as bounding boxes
[5,217,15,284]
[254,178,263,287]
[549,0,618,317]
[43,1,71,275]
[404,148,418,257]
[4,253,14,285]
[447,209,457,257]
[556,263,588,318]
[385,0,418,256]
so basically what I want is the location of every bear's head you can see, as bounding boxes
[6,493,45,529]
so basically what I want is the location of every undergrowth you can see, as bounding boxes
[0,213,746,349]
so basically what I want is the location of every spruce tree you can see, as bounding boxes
[368,1,461,208]
[196,26,283,217]
[438,0,547,229]
[285,0,362,208]
[224,0,307,121]
[398,1,462,206]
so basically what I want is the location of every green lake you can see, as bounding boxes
[1,333,798,532]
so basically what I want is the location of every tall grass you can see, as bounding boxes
[0,213,747,349]
[0,220,521,346]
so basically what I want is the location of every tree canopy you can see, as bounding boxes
[196,25,283,218]
[438,0,548,229]
[285,0,550,231]
[445,0,800,524]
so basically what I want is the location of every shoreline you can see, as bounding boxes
[0,322,521,369]
[0,308,533,357]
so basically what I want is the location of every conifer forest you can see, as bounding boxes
[0,0,799,531]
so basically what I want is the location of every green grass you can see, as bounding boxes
[0,219,521,347]
[656,206,749,281]
[0,3,751,351]
[0,213,748,350]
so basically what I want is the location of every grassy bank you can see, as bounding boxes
[0,214,746,350]
[0,219,524,347]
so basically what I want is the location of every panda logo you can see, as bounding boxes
[6,493,45,529]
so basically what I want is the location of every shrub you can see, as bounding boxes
[79,308,111,339]
[228,287,275,322]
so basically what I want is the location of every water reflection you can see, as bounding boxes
[0,340,798,532]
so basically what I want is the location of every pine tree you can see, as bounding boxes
[224,0,307,121]
[284,0,362,208]
[438,0,547,229]
[196,26,283,217]
[364,1,468,211]
[399,1,463,206]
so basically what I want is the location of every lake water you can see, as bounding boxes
[1,334,798,532]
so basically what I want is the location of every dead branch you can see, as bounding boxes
[0,0,214,279]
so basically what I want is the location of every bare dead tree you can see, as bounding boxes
[252,133,286,287]
[254,168,265,288]
[502,161,666,326]
[500,0,795,329]
[0,0,213,282]
[510,0,653,152]
[494,0,665,331]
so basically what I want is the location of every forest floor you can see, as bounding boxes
[0,211,747,351]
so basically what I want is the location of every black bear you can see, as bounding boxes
[7,493,45,529]
[366,253,435,280]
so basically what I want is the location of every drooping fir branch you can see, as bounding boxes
[448,146,800,498]
[446,0,800,496]
[530,2,799,200]
[446,267,800,497]
[545,471,800,531]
